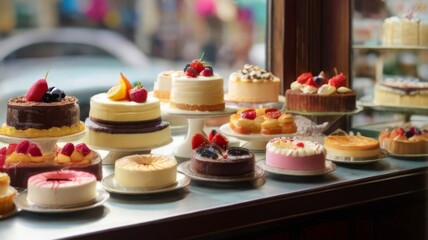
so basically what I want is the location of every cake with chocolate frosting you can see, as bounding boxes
[285,71,356,112]
[85,73,171,149]
[190,131,255,176]
[373,78,428,108]
[227,64,280,103]
[0,76,84,138]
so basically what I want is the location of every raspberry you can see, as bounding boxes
[211,133,229,150]
[208,129,217,141]
[240,109,256,120]
[27,143,43,157]
[129,82,148,103]
[397,128,405,136]
[0,147,6,155]
[185,67,198,77]
[190,60,205,73]
[265,110,281,119]
[200,68,213,77]
[75,143,91,156]
[16,140,30,154]
[61,143,75,156]
[6,143,17,155]
[265,108,278,114]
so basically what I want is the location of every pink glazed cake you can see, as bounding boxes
[266,137,326,170]
[27,170,97,206]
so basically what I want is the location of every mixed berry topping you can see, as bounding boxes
[197,147,219,159]
[25,72,67,103]
[184,53,214,77]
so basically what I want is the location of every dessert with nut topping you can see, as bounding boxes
[227,64,280,103]
[190,130,255,176]
[285,70,356,112]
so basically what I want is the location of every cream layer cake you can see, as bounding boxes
[27,170,97,207]
[85,93,171,149]
[266,138,326,171]
[153,70,183,101]
[373,78,428,108]
[324,135,380,158]
[114,154,177,189]
[227,64,280,103]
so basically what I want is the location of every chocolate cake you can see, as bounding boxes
[285,90,356,112]
[6,96,80,130]
[191,144,255,176]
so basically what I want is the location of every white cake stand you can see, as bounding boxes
[0,130,86,153]
[88,138,173,164]
[163,106,236,159]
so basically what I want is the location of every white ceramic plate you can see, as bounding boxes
[178,161,264,182]
[14,188,109,213]
[101,172,190,195]
[257,160,336,176]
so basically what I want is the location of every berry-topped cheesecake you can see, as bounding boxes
[170,54,225,111]
[227,64,280,103]
[229,108,297,135]
[379,126,428,155]
[190,130,255,176]
[0,73,84,138]
[85,73,171,149]
[0,140,102,188]
[285,71,356,112]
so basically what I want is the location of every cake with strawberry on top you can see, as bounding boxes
[285,70,356,112]
[170,54,225,111]
[0,73,84,138]
[85,73,171,149]
[0,140,102,188]
[190,130,255,176]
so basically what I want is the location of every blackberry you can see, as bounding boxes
[200,149,218,159]
[42,92,53,103]
[405,131,414,139]
[227,147,249,156]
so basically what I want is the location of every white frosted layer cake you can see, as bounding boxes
[373,78,428,108]
[266,138,326,171]
[85,93,171,149]
[170,75,225,111]
[27,170,97,206]
[227,64,280,103]
[114,154,177,189]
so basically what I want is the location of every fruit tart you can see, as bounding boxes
[379,126,428,155]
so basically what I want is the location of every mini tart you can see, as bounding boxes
[324,135,380,158]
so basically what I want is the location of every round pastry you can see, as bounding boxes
[227,64,280,103]
[266,138,326,171]
[379,127,428,154]
[324,135,380,158]
[27,170,97,207]
[0,173,17,214]
[114,154,177,189]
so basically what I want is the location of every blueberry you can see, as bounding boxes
[42,92,53,103]
[50,87,63,101]
[183,64,190,72]
[405,131,414,138]
[200,149,218,159]
[60,89,66,98]
[207,145,221,154]
[314,76,324,86]
[227,147,249,156]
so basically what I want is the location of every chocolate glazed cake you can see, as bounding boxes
[85,117,169,134]
[191,144,255,176]
[7,96,80,130]
[285,90,356,112]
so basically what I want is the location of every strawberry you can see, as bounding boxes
[305,77,319,88]
[191,133,209,149]
[0,147,6,155]
[328,72,346,88]
[26,79,48,101]
[397,128,405,136]
[296,73,312,84]
[208,129,217,141]
[265,110,282,119]
[211,133,229,150]
[75,143,91,156]
[27,143,42,157]
[265,108,278,114]
[16,140,30,154]
[240,109,257,120]
[190,59,205,73]
[0,151,5,167]
[6,143,17,155]
[200,67,213,77]
[61,143,75,156]
[129,82,148,103]
[185,67,198,77]
[296,142,305,148]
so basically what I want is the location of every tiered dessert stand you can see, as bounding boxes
[163,106,236,159]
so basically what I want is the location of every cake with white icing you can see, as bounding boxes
[153,70,183,101]
[114,154,177,189]
[27,170,97,207]
[227,64,280,103]
[382,14,428,46]
[373,78,428,108]
[266,137,326,170]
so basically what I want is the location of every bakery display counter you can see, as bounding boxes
[1,134,427,240]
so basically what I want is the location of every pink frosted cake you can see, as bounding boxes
[266,137,326,170]
[27,170,97,207]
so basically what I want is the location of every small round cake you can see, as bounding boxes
[266,138,326,171]
[153,70,183,101]
[379,127,428,155]
[27,170,97,207]
[0,173,17,214]
[324,135,380,158]
[114,154,177,189]
[191,144,255,176]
